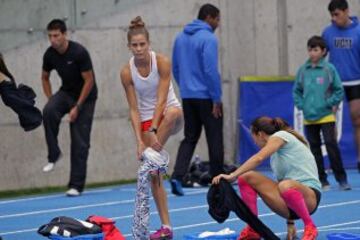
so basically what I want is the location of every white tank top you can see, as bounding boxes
[129,51,181,121]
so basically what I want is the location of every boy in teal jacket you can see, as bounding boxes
[293,35,351,191]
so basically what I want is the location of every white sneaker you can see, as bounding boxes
[66,188,81,197]
[42,163,55,172]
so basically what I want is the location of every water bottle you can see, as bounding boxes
[193,154,201,165]
[190,154,201,172]
[192,154,202,187]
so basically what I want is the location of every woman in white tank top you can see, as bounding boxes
[120,17,183,240]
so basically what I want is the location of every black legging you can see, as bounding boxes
[305,122,348,184]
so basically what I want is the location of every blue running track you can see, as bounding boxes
[1,170,360,239]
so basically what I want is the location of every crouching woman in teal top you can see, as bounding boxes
[213,116,321,240]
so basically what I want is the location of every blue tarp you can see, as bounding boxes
[237,78,357,169]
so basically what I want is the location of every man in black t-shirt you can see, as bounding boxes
[41,19,97,197]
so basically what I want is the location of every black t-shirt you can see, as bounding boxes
[42,41,97,100]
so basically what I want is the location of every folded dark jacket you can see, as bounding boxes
[0,81,42,131]
[207,179,279,240]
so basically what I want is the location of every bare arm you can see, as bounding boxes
[213,136,286,183]
[77,70,95,106]
[41,70,52,99]
[120,65,144,159]
[233,136,285,176]
[151,54,171,129]
[68,70,95,122]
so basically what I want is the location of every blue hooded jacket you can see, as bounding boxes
[322,16,360,82]
[172,19,222,102]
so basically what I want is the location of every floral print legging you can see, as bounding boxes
[132,148,169,240]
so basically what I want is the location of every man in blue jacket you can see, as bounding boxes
[322,0,360,172]
[170,3,224,196]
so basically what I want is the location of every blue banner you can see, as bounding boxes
[237,77,357,169]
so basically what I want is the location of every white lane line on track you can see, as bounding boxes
[1,196,359,236]
[0,189,112,204]
[117,187,206,192]
[0,187,208,204]
[0,205,209,236]
[318,220,360,229]
[120,201,360,237]
[275,220,360,236]
[0,189,208,219]
[321,227,360,231]
[0,228,38,236]
[0,187,206,204]
[121,213,277,237]
[318,200,360,209]
[122,219,360,237]
[0,199,134,219]
[112,205,208,220]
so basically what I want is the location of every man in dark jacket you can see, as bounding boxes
[170,3,224,196]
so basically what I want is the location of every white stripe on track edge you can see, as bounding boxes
[0,189,112,205]
[0,189,208,219]
[1,195,359,236]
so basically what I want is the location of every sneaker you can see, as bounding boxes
[325,168,333,174]
[170,179,184,196]
[238,226,261,240]
[321,182,330,191]
[322,185,330,191]
[302,224,318,240]
[42,163,55,172]
[339,182,351,191]
[42,153,62,172]
[150,226,173,240]
[66,188,81,197]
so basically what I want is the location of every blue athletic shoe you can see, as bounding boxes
[170,179,184,196]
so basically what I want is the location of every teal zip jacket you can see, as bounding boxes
[293,58,344,121]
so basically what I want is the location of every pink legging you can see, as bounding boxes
[238,176,258,216]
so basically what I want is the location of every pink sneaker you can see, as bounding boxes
[302,224,318,240]
[238,225,261,240]
[150,226,173,240]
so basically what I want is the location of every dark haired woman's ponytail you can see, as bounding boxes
[272,117,289,131]
[287,128,308,146]
[272,117,308,146]
[251,116,308,146]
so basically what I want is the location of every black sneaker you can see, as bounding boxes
[339,182,351,191]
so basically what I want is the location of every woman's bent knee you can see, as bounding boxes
[278,180,297,193]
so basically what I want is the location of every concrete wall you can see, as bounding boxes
[1,0,360,191]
